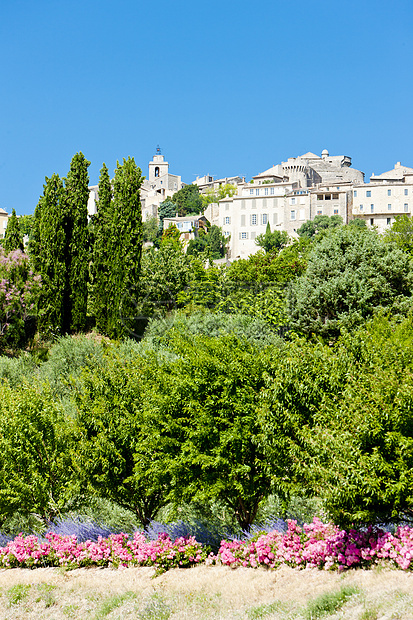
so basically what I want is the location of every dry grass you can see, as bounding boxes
[0,565,412,619]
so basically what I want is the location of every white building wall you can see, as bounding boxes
[352,183,413,232]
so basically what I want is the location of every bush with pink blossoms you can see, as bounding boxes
[0,530,208,575]
[0,248,41,351]
[216,518,413,572]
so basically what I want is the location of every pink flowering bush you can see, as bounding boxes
[216,518,413,572]
[0,248,41,351]
[0,531,208,575]
[3,519,413,574]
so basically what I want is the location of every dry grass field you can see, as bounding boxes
[0,565,412,619]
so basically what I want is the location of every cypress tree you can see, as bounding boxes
[4,209,24,253]
[108,157,143,338]
[64,152,90,332]
[34,174,67,335]
[91,163,113,334]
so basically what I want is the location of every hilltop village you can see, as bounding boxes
[86,147,413,259]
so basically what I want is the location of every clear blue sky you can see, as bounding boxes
[2,0,413,215]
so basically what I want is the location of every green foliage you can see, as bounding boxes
[187,225,227,259]
[157,199,176,234]
[384,213,413,255]
[305,586,359,619]
[306,315,413,525]
[348,217,367,229]
[74,351,170,526]
[142,216,158,243]
[107,157,144,339]
[3,209,23,252]
[200,183,237,207]
[6,584,31,607]
[297,214,343,239]
[0,249,41,352]
[255,224,289,253]
[172,184,203,216]
[290,225,413,339]
[64,152,90,332]
[31,173,68,335]
[17,214,34,237]
[90,163,114,335]
[0,382,74,524]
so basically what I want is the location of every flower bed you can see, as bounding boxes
[0,531,207,575]
[215,518,413,571]
[2,519,413,573]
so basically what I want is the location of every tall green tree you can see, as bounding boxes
[3,209,23,253]
[255,224,289,253]
[91,163,113,335]
[384,214,413,255]
[108,157,144,339]
[64,152,90,332]
[157,199,176,234]
[297,214,343,239]
[32,174,68,335]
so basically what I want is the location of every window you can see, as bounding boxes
[240,200,245,209]
[264,188,269,196]
[317,210,322,215]
[388,189,392,196]
[255,188,259,196]
[354,190,358,197]
[370,204,374,213]
[317,194,323,201]
[404,203,409,212]
[370,218,374,226]
[241,214,246,226]
[366,190,371,197]
[225,203,229,211]
[333,209,339,215]
[239,232,249,239]
[290,197,296,205]
[155,166,159,177]
[224,216,231,225]
[387,218,391,226]
[290,210,296,221]
[250,231,256,240]
[250,214,257,225]
[405,189,409,196]
[270,188,275,195]
[273,213,278,224]
[262,199,267,208]
[388,204,392,210]
[250,189,254,195]
[360,205,364,211]
[325,194,331,200]
[299,208,305,220]
[336,186,340,190]
[332,193,339,200]
[261,213,268,225]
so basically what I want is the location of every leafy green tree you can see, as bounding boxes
[90,163,114,335]
[143,216,158,243]
[74,351,171,526]
[384,214,413,255]
[3,209,23,253]
[306,315,413,526]
[297,214,343,239]
[0,248,41,351]
[0,382,74,525]
[18,214,34,238]
[187,225,227,259]
[107,157,144,339]
[255,223,289,253]
[64,152,90,332]
[200,183,237,208]
[290,225,413,339]
[157,199,176,234]
[348,217,367,229]
[172,184,203,216]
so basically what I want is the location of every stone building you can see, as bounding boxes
[0,208,8,239]
[352,162,413,232]
[217,149,364,259]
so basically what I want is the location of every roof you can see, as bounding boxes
[299,152,321,160]
[164,215,207,222]
[0,208,8,214]
[372,162,413,180]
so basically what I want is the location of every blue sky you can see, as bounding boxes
[2,0,413,215]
